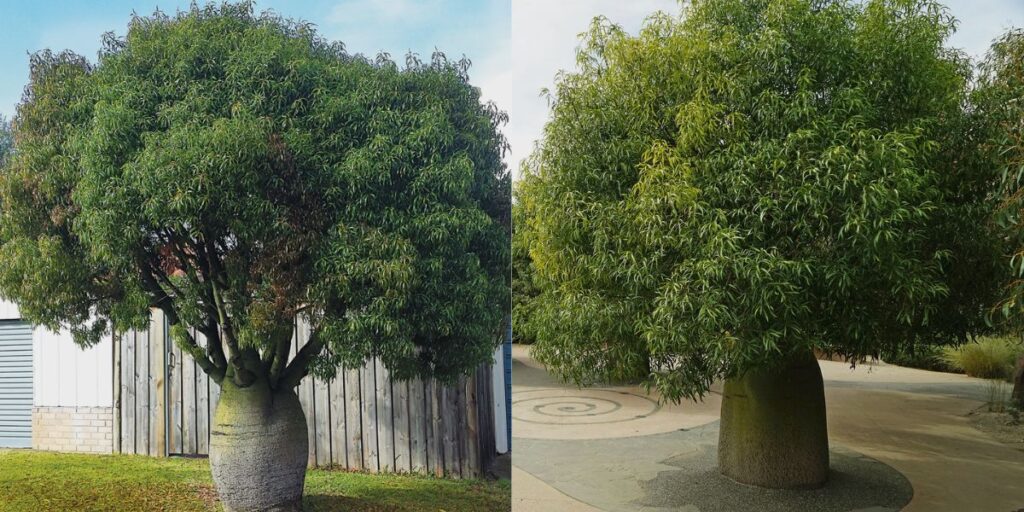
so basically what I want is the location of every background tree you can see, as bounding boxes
[977,29,1024,408]
[0,4,510,511]
[517,0,998,489]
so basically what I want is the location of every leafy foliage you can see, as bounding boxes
[980,31,1024,322]
[941,336,1023,380]
[517,0,1000,401]
[512,193,542,344]
[0,3,510,389]
[880,343,953,373]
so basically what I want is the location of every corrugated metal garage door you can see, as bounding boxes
[0,320,32,448]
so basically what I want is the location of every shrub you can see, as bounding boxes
[942,337,1023,380]
[881,344,955,373]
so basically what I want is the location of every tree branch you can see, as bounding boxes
[278,329,324,390]
[268,321,295,390]
[137,261,226,381]
[195,320,228,373]
[212,283,256,387]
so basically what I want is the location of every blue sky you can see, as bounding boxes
[0,0,1021,171]
[0,0,511,119]
[503,0,1024,176]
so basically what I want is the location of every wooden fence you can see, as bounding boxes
[114,310,497,478]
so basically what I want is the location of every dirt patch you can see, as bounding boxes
[968,407,1024,452]
[191,483,220,509]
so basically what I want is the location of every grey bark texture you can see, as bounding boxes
[210,378,309,512]
[718,350,830,489]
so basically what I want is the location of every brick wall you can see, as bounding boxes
[32,406,114,453]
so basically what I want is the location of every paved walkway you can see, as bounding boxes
[512,344,1024,512]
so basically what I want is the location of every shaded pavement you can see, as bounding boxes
[511,344,1024,512]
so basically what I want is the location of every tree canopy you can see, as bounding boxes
[516,0,1001,401]
[0,3,510,390]
[978,30,1024,320]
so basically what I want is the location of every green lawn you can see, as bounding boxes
[0,450,510,511]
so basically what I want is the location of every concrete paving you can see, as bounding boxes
[512,344,1024,512]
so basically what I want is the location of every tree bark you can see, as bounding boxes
[718,350,829,489]
[1012,355,1024,409]
[209,377,308,511]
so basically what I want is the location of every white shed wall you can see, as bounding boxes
[0,300,114,407]
[0,300,20,320]
[34,327,112,408]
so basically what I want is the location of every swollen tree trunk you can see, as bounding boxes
[718,350,829,489]
[1013,355,1024,409]
[210,377,309,512]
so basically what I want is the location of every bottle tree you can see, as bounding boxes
[517,0,999,488]
[977,29,1024,408]
[0,4,510,511]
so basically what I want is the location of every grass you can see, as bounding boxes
[881,344,954,373]
[942,336,1023,380]
[985,378,1012,412]
[0,450,510,512]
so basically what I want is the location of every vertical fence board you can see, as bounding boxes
[196,347,209,455]
[203,332,221,432]
[345,367,363,471]
[296,328,316,467]
[480,364,495,470]
[361,360,379,473]
[169,340,182,454]
[330,371,347,468]
[122,331,136,454]
[314,374,332,467]
[441,384,457,476]
[183,337,197,455]
[113,333,122,454]
[136,329,150,456]
[465,375,480,478]
[393,379,410,473]
[428,378,443,476]
[408,378,427,473]
[454,380,466,478]
[375,359,394,473]
[150,313,166,457]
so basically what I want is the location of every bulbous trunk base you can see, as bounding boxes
[210,379,309,512]
[718,351,829,489]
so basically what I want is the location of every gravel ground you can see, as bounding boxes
[968,407,1024,452]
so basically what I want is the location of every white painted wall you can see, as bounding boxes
[0,299,113,407]
[0,300,19,320]
[491,345,509,454]
[34,326,112,408]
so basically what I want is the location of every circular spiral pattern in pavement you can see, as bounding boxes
[513,389,659,426]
